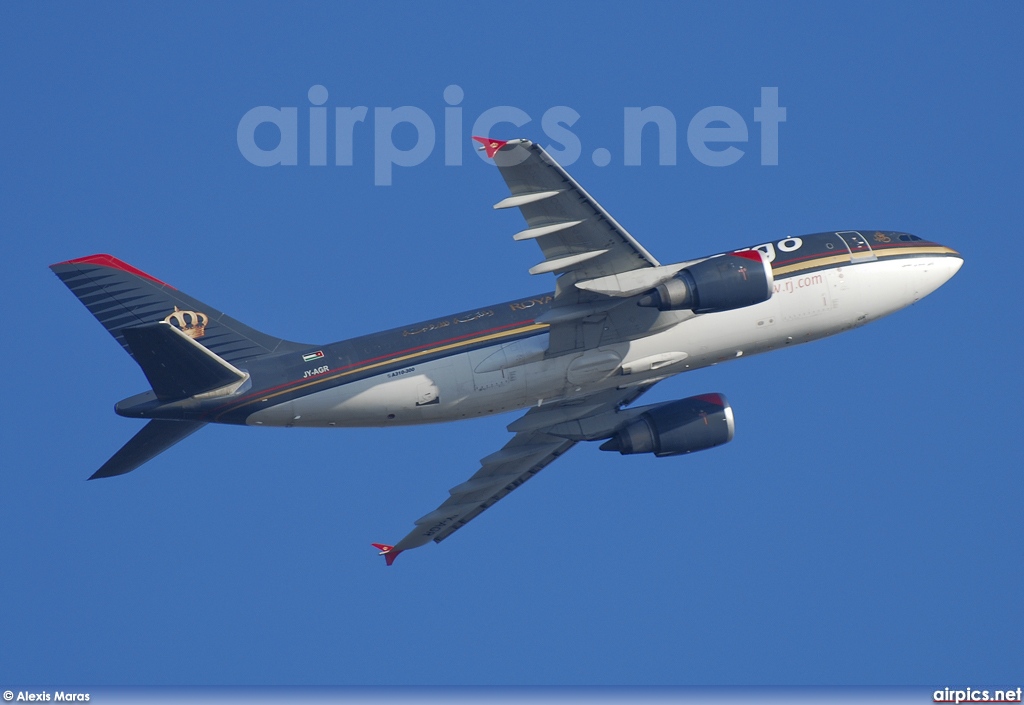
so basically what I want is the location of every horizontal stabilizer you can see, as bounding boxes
[122,322,249,401]
[90,420,206,479]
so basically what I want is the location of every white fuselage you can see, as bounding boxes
[246,253,962,429]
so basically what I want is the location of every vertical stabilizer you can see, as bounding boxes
[50,254,307,365]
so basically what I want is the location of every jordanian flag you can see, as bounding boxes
[302,351,325,362]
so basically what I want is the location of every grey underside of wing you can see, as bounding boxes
[391,384,654,553]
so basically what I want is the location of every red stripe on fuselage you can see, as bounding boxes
[769,240,946,270]
[207,318,541,417]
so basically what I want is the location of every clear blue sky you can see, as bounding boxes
[1,2,1021,687]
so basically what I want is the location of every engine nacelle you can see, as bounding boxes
[599,393,735,457]
[637,250,773,313]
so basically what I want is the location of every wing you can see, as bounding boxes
[372,139,680,565]
[476,137,696,355]
[478,137,660,283]
[374,384,655,565]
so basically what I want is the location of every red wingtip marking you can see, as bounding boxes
[731,249,764,262]
[52,254,174,289]
[371,543,402,566]
[472,135,508,159]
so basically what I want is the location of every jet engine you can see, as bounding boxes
[599,393,734,457]
[637,250,773,313]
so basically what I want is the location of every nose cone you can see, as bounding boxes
[937,248,964,285]
[914,249,963,301]
[947,253,964,278]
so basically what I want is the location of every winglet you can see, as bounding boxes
[473,136,508,159]
[371,543,403,566]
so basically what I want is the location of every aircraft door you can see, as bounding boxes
[835,231,877,263]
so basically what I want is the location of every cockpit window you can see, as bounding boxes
[897,233,923,242]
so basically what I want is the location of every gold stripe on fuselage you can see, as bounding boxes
[772,246,959,277]
[874,245,960,258]
[215,322,550,421]
[772,254,850,277]
[220,245,960,420]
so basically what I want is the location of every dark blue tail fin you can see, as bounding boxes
[52,254,310,479]
[50,254,307,365]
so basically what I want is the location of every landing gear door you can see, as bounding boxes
[836,231,877,263]
[416,379,440,406]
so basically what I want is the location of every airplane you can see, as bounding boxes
[50,136,963,565]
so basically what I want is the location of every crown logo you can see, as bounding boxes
[164,306,208,339]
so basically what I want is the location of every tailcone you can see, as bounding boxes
[114,391,198,420]
[115,390,162,418]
